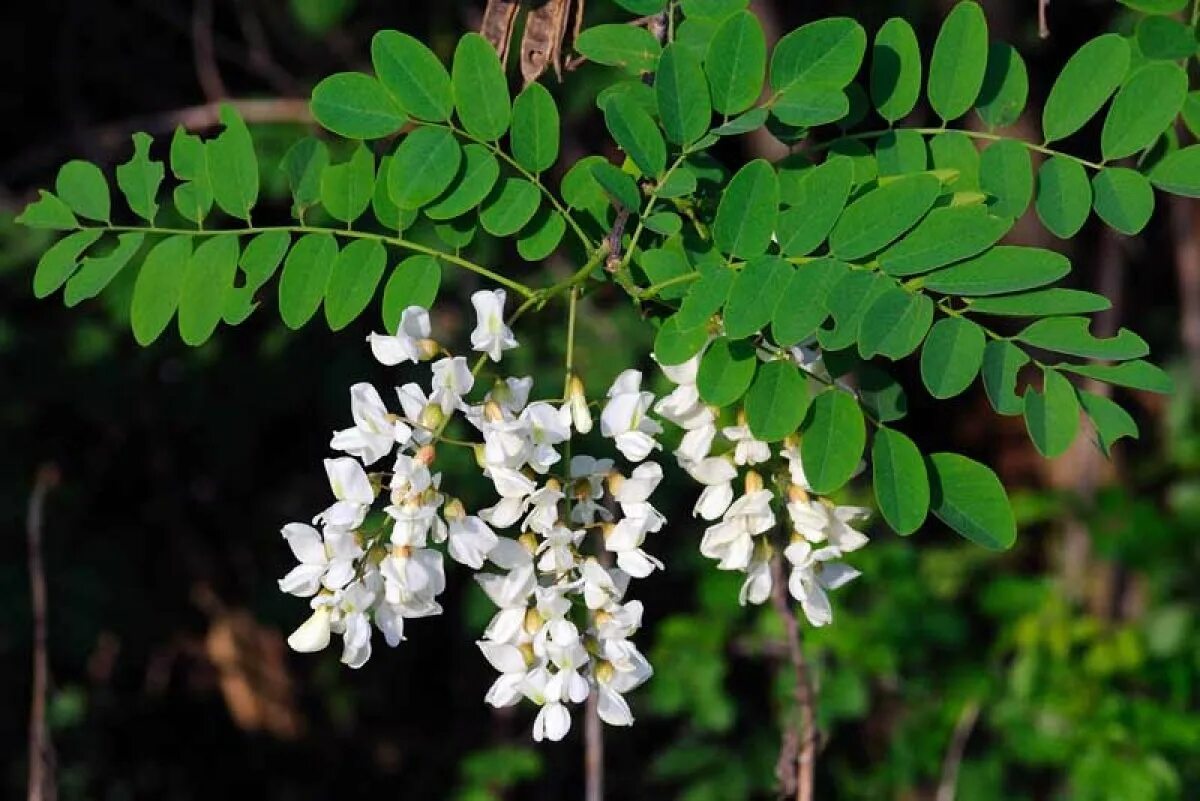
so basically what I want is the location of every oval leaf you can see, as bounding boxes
[927,452,1016,550]
[801,389,867,495]
[872,428,929,535]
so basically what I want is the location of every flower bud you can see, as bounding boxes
[415,444,437,466]
[419,403,445,430]
[545,477,563,493]
[518,642,536,666]
[472,443,488,468]
[483,400,505,423]
[391,544,413,560]
[518,532,539,553]
[416,338,440,361]
[443,497,466,522]
[567,375,593,434]
[595,660,615,685]
[787,483,810,504]
[744,470,764,494]
[523,607,545,635]
[605,471,624,497]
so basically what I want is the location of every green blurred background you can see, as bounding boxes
[3,0,1199,798]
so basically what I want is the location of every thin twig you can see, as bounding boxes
[27,464,60,801]
[605,209,631,273]
[1037,0,1051,39]
[192,0,227,101]
[935,700,981,801]
[769,555,817,801]
[584,691,604,801]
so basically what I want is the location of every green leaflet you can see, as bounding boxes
[776,157,854,257]
[878,205,1010,277]
[1016,316,1149,361]
[921,246,1070,296]
[681,0,748,18]
[981,339,1029,416]
[859,364,908,422]
[705,11,766,115]
[678,263,735,329]
[178,235,239,346]
[770,17,866,91]
[371,29,453,122]
[1035,157,1091,238]
[654,314,710,366]
[282,137,330,218]
[927,452,1016,550]
[657,43,711,146]
[875,130,927,176]
[640,246,693,301]
[425,145,500,221]
[56,160,110,224]
[311,72,407,139]
[929,131,981,192]
[321,144,375,224]
[171,129,213,225]
[870,18,922,124]
[927,1,989,123]
[697,337,757,407]
[224,231,291,325]
[16,191,77,231]
[389,126,462,210]
[372,157,418,232]
[872,428,929,535]
[33,230,102,299]
[772,258,849,346]
[723,256,792,339]
[979,139,1032,220]
[591,161,641,212]
[480,179,541,237]
[976,42,1028,128]
[452,34,511,141]
[920,317,986,399]
[575,25,662,73]
[278,233,337,330]
[382,255,441,332]
[1077,390,1139,456]
[1135,16,1197,61]
[713,159,777,258]
[1042,34,1130,144]
[858,287,933,360]
[207,105,260,222]
[828,173,941,261]
[771,83,848,128]
[817,270,890,351]
[965,288,1110,318]
[1149,145,1200,198]
[131,235,191,345]
[1023,367,1081,458]
[1101,62,1188,161]
[511,83,561,174]
[116,133,164,224]
[800,389,866,495]
[516,207,567,262]
[604,95,667,178]
[325,239,387,331]
[64,233,144,307]
[1060,360,1173,394]
[744,359,809,442]
[1092,168,1154,235]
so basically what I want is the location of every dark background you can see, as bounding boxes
[2,1,1199,799]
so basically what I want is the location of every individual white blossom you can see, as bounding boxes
[278,522,361,596]
[470,289,518,362]
[600,370,662,462]
[330,382,411,465]
[784,539,860,627]
[368,306,432,366]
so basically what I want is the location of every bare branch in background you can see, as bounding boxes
[27,464,60,801]
[770,555,817,801]
[480,0,521,66]
[192,0,227,101]
[935,700,980,801]
[584,692,605,801]
[1171,197,1200,385]
[1038,0,1051,38]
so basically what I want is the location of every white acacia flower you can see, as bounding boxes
[566,376,593,434]
[687,456,737,521]
[330,383,410,466]
[368,306,431,366]
[788,497,870,552]
[287,605,332,653]
[600,371,662,462]
[430,356,474,415]
[722,424,771,466]
[520,402,570,473]
[278,522,361,596]
[316,457,376,529]
[581,558,629,610]
[522,485,564,535]
[700,489,775,570]
[477,563,537,642]
[446,514,498,569]
[396,383,435,445]
[677,422,717,465]
[471,289,518,362]
[381,547,446,609]
[478,640,533,707]
[739,556,772,606]
[568,455,614,526]
[784,540,860,627]
[537,525,583,573]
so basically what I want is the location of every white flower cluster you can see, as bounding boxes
[277,290,662,742]
[655,343,870,627]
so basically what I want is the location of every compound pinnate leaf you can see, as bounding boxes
[828,173,941,260]
[981,339,1029,416]
[744,359,808,442]
[927,452,1015,550]
[770,17,865,91]
[801,389,866,495]
[605,94,667,178]
[452,34,511,141]
[1035,156,1091,238]
[131,235,191,346]
[976,42,1028,128]
[33,230,101,298]
[878,205,1010,277]
[56,160,110,224]
[872,428,929,535]
[870,18,921,124]
[321,144,375,224]
[382,255,441,332]
[1101,62,1188,161]
[64,232,144,307]
[657,43,711,146]
[1092,168,1154,236]
[279,233,337,330]
[372,30,453,122]
[705,11,766,115]
[575,25,662,73]
[920,317,986,399]
[1042,34,1130,144]
[311,72,407,140]
[713,159,777,258]
[1023,367,1080,458]
[1016,316,1149,361]
[178,235,238,346]
[325,239,388,331]
[512,83,561,174]
[389,126,462,210]
[922,246,1070,296]
[723,255,793,339]
[116,133,164,224]
[927,1,989,123]
[207,105,260,222]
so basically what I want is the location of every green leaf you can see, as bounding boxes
[874,130,927,176]
[817,270,889,351]
[697,337,757,407]
[870,18,922,124]
[207,105,260,222]
[927,452,1015,550]
[1023,367,1080,458]
[382,255,441,331]
[771,83,848,127]
[678,262,735,329]
[281,137,329,217]
[711,109,768,136]
[929,131,980,191]
[325,239,387,331]
[1101,62,1188,161]
[981,339,1029,415]
[927,1,988,123]
[131,235,191,345]
[643,212,682,237]
[705,11,766,115]
[827,138,878,186]
[1119,0,1187,10]
[511,83,561,174]
[605,95,667,177]
[1035,156,1091,238]
[801,389,866,495]
[517,207,567,262]
[657,43,711,146]
[772,258,849,346]
[56,160,110,223]
[1077,390,1139,455]
[858,287,934,360]
[879,205,1010,277]
[1042,34,1130,144]
[311,72,406,140]
[1149,145,1200,197]
[966,288,1110,317]
[1135,15,1197,60]
[976,42,1028,128]
[63,233,144,307]
[1092,168,1154,235]
[745,359,809,442]
[776,157,853,257]
[724,256,793,339]
[575,25,662,73]
[372,157,417,232]
[372,29,453,122]
[178,235,238,346]
[389,126,462,210]
[590,161,641,212]
[859,365,908,422]
[116,133,164,224]
[33,229,102,298]
[615,0,668,12]
[680,0,748,18]
[922,246,1070,296]
[1060,360,1173,394]
[425,144,499,221]
[171,129,213,224]
[828,173,941,260]
[872,428,929,535]
[278,233,337,329]
[979,139,1032,219]
[480,178,541,237]
[640,247,692,300]
[920,317,986,398]
[713,159,778,258]
[320,144,375,224]
[432,217,476,250]
[1016,316,1149,361]
[224,231,291,325]
[452,34,511,141]
[16,191,78,231]
[771,17,865,91]
[654,314,710,366]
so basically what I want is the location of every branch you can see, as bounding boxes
[1037,0,1051,40]
[935,700,980,801]
[27,464,60,801]
[769,555,817,801]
